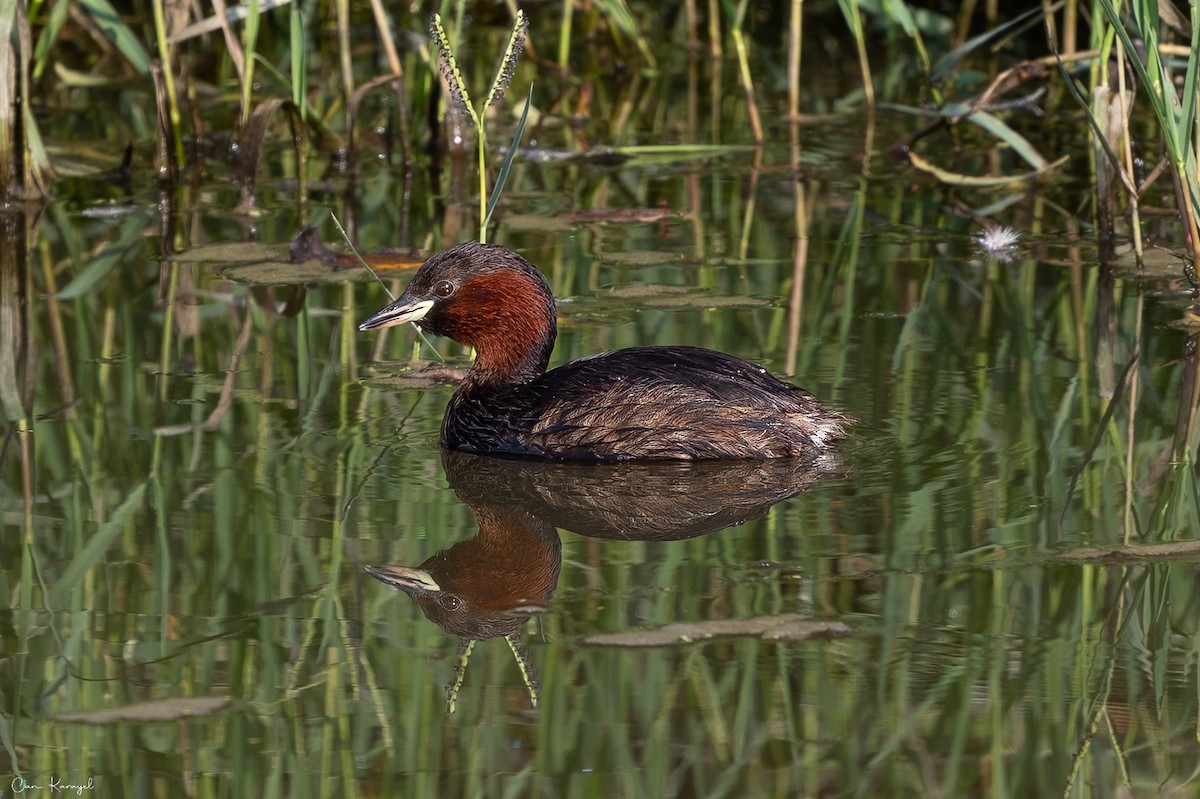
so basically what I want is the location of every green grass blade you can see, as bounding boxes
[78,0,150,75]
[930,6,1043,83]
[48,481,149,607]
[879,0,931,72]
[240,0,262,126]
[592,0,655,68]
[485,83,533,228]
[58,216,148,300]
[22,96,52,180]
[1176,8,1200,163]
[963,110,1050,170]
[31,0,70,79]
[878,102,1049,169]
[290,7,306,121]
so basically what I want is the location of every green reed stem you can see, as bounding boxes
[150,0,184,168]
[836,0,874,106]
[290,8,307,122]
[239,0,261,127]
[558,0,573,69]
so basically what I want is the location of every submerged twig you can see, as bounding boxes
[154,304,255,437]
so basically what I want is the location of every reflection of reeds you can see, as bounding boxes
[13,167,1200,796]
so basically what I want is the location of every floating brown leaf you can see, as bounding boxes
[52,696,231,724]
[583,614,852,647]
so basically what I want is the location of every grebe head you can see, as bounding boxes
[358,242,557,383]
[363,503,561,639]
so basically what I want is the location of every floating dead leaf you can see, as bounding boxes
[1109,245,1192,280]
[174,241,290,266]
[216,259,374,286]
[607,284,691,298]
[605,284,772,309]
[573,207,669,224]
[599,250,692,267]
[583,614,852,647]
[361,362,469,391]
[169,237,362,284]
[501,214,578,233]
[502,208,672,233]
[641,294,772,309]
[52,696,231,724]
[175,233,422,287]
[1055,538,1200,564]
[289,225,425,273]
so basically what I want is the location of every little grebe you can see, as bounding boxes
[365,503,560,639]
[358,242,849,460]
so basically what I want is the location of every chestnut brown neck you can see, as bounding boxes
[443,270,556,386]
[426,506,561,611]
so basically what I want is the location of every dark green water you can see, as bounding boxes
[3,15,1200,799]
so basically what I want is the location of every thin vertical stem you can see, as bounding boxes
[1114,37,1144,260]
[337,0,354,133]
[239,0,261,127]
[151,0,184,167]
[558,0,574,70]
[788,0,802,120]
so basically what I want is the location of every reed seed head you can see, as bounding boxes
[487,11,529,110]
[431,14,472,115]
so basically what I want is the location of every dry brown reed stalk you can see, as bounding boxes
[233,99,305,213]
[0,0,48,199]
[208,0,246,76]
[151,60,180,183]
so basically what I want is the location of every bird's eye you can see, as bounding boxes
[433,280,455,299]
[441,594,463,611]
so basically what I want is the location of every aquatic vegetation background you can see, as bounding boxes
[1,1,1199,796]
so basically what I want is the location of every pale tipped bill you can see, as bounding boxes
[358,298,434,331]
[363,564,441,594]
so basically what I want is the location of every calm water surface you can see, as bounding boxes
[3,51,1200,799]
